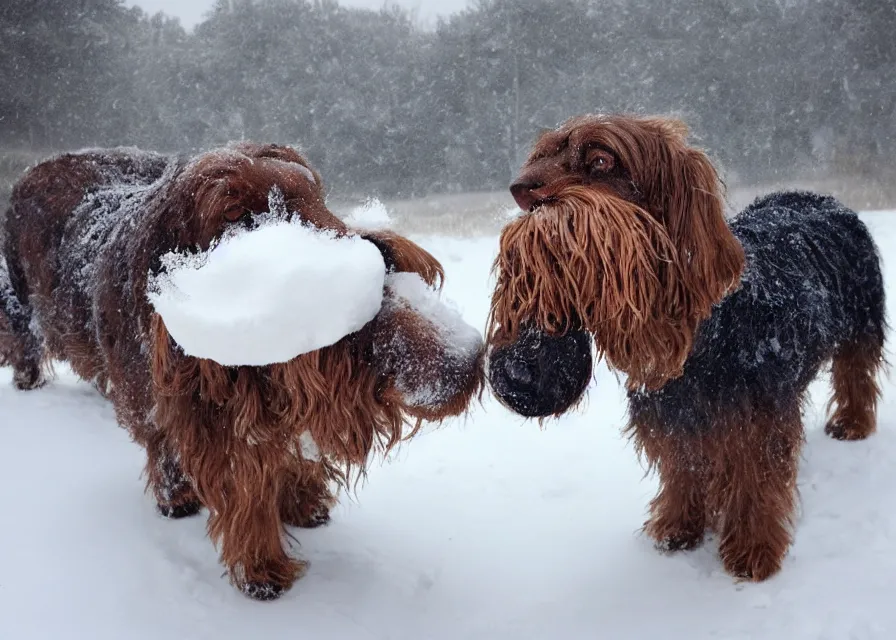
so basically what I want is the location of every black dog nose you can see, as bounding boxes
[510,181,543,211]
[488,326,593,418]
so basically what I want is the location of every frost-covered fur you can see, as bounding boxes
[487,114,886,583]
[0,143,484,601]
[629,190,886,435]
[0,256,20,367]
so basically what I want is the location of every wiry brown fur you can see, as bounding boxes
[490,187,688,390]
[630,405,802,581]
[150,318,393,589]
[825,336,883,441]
[1,142,483,600]
[489,117,744,391]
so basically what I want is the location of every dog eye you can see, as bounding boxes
[223,207,251,222]
[588,150,615,172]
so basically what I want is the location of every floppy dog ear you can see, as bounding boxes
[359,230,444,289]
[656,133,745,323]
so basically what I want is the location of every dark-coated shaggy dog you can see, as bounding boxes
[0,143,484,600]
[486,114,886,581]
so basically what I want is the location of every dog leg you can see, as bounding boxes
[0,253,46,390]
[825,336,883,441]
[646,472,707,552]
[199,462,305,601]
[636,426,707,551]
[279,461,336,529]
[711,409,801,581]
[145,435,201,519]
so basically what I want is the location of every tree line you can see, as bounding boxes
[1,0,893,198]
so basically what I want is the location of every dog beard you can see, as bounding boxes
[150,315,406,486]
[488,185,702,390]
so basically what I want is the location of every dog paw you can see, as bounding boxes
[824,419,873,441]
[13,367,45,391]
[654,531,704,553]
[157,500,202,519]
[646,518,705,553]
[241,581,286,602]
[236,559,306,601]
[284,505,331,529]
[282,500,332,528]
[298,508,331,529]
[720,543,784,582]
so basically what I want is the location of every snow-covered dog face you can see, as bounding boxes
[144,143,483,470]
[488,115,746,402]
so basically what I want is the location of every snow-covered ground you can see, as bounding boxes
[2,212,896,639]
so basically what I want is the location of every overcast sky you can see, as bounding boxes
[126,0,470,29]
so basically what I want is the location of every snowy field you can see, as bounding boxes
[2,210,896,639]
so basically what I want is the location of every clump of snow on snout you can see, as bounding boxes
[147,205,386,367]
[345,197,393,230]
[386,273,480,347]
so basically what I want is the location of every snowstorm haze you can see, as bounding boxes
[124,0,470,28]
[124,0,215,29]
[1,0,894,205]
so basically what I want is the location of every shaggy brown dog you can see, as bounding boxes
[0,142,483,600]
[487,114,885,581]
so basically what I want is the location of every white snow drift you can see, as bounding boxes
[147,218,386,366]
